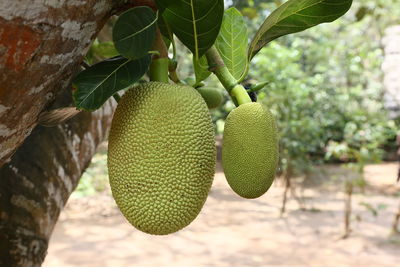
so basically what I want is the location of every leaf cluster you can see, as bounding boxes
[71,0,352,111]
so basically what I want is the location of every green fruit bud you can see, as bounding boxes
[184,77,196,86]
[196,87,224,109]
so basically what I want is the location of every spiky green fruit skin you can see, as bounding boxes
[196,87,223,109]
[108,82,216,235]
[222,102,278,199]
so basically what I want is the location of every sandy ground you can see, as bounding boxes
[43,163,400,267]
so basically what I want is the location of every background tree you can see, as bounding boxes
[246,0,399,234]
[0,0,138,265]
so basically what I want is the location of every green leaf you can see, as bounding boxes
[112,6,157,60]
[73,56,151,111]
[193,56,211,85]
[248,0,353,59]
[215,7,248,82]
[155,0,224,58]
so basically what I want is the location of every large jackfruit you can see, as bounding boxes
[108,82,216,235]
[222,102,278,199]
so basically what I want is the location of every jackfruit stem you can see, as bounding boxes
[168,59,181,83]
[149,27,169,83]
[150,58,169,83]
[205,46,251,106]
[231,85,252,105]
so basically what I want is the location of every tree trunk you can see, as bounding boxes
[0,0,123,166]
[0,0,133,265]
[0,90,116,266]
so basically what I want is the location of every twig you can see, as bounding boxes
[280,162,293,216]
[391,201,400,234]
[81,61,90,70]
[342,181,353,239]
[38,107,81,127]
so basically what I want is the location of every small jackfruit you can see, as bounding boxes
[222,102,278,199]
[196,87,223,109]
[108,82,216,235]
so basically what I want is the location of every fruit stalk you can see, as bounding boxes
[168,59,181,83]
[149,28,169,83]
[231,85,253,106]
[149,58,169,83]
[205,46,251,106]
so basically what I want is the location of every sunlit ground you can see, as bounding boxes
[43,154,400,267]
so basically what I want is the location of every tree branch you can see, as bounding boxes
[0,0,117,167]
[0,87,116,266]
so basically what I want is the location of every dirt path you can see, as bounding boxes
[43,163,400,267]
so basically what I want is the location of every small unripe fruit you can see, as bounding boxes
[222,102,278,199]
[196,87,223,109]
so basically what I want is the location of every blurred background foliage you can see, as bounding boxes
[230,0,399,177]
[77,0,399,196]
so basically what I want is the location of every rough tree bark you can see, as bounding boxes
[0,91,116,266]
[0,0,135,266]
[0,0,123,165]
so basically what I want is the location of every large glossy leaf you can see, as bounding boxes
[215,7,248,82]
[193,56,211,85]
[155,0,224,58]
[113,6,157,60]
[73,56,151,111]
[248,0,353,59]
